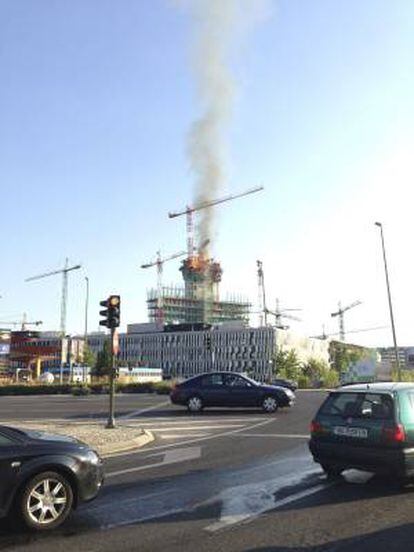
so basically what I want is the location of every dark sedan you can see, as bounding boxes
[0,425,104,531]
[170,372,295,413]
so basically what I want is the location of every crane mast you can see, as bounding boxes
[331,300,362,341]
[25,258,81,336]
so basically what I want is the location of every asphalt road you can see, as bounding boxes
[2,391,414,552]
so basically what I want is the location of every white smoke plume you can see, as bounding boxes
[177,0,270,254]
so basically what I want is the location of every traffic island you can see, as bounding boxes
[2,421,154,457]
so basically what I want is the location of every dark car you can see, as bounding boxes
[0,425,104,531]
[170,372,295,413]
[309,382,414,479]
[271,378,298,392]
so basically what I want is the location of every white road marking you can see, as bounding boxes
[107,446,201,477]
[238,433,309,439]
[149,424,245,432]
[119,400,171,420]
[160,433,208,439]
[107,418,273,458]
[129,417,265,426]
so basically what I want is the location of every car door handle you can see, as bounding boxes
[11,461,21,469]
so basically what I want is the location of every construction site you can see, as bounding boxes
[141,187,263,328]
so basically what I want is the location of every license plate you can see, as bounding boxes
[334,426,368,438]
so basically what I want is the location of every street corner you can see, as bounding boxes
[3,421,155,457]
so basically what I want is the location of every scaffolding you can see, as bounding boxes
[147,286,251,326]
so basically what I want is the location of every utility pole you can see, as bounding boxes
[375,222,400,380]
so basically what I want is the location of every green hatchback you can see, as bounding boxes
[309,382,414,478]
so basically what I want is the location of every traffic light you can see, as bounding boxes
[204,334,212,351]
[99,295,121,329]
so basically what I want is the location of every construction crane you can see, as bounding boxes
[25,258,81,336]
[331,300,362,341]
[141,249,187,326]
[311,325,387,340]
[0,314,42,331]
[168,186,264,257]
[266,298,302,329]
[256,260,267,326]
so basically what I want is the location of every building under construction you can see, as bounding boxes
[146,254,251,326]
[142,187,263,327]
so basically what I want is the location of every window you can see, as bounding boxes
[320,392,393,419]
[224,375,251,388]
[0,433,15,446]
[320,393,361,417]
[201,374,224,386]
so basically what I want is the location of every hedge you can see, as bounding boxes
[0,381,174,396]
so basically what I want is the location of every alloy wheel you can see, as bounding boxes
[262,396,278,413]
[188,396,203,412]
[26,477,68,526]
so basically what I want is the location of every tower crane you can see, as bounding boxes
[25,258,81,336]
[256,260,267,326]
[0,314,42,331]
[168,185,264,257]
[266,298,302,329]
[311,325,387,340]
[141,249,187,326]
[331,300,362,341]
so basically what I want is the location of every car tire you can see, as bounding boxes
[18,471,74,531]
[262,396,279,413]
[321,463,343,478]
[187,395,203,413]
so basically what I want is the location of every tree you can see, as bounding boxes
[329,341,365,375]
[303,358,332,387]
[303,358,330,381]
[93,340,112,377]
[273,348,302,381]
[82,344,96,368]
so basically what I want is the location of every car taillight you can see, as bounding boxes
[383,424,405,443]
[310,420,323,435]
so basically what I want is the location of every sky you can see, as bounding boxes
[0,0,414,347]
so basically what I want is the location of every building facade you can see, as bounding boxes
[89,323,274,380]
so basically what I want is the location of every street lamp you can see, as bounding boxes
[375,222,400,380]
[84,276,89,342]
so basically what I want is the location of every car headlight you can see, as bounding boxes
[285,389,295,399]
[85,449,101,465]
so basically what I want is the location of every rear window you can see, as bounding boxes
[320,392,393,420]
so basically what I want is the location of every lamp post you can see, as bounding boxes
[375,222,400,380]
[84,277,89,341]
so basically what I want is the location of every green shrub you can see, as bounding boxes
[320,370,339,389]
[89,384,110,394]
[153,382,172,395]
[71,386,91,396]
[118,382,155,394]
[297,375,311,389]
[0,384,72,396]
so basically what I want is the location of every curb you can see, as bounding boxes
[101,429,154,457]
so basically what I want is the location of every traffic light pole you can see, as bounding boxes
[106,327,116,429]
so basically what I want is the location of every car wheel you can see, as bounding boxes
[321,463,343,478]
[19,471,74,531]
[262,396,279,413]
[187,395,203,413]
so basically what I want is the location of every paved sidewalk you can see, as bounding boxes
[3,421,154,457]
